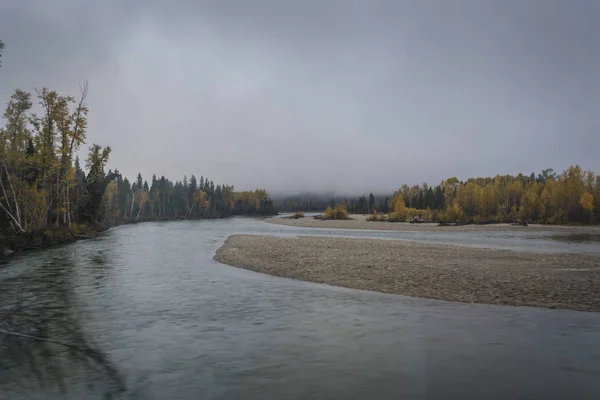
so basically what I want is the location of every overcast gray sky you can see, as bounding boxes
[1,0,599,194]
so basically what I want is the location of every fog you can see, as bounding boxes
[1,0,599,194]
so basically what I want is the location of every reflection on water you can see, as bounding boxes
[1,217,600,400]
[0,256,126,399]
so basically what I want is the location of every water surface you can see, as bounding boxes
[1,217,599,399]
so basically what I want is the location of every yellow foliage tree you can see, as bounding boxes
[448,199,466,222]
[388,195,408,222]
[580,192,594,217]
[322,204,348,220]
[333,203,348,219]
[478,184,497,218]
[102,180,119,224]
[519,181,541,222]
[134,188,148,219]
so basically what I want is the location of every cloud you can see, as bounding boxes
[1,0,599,194]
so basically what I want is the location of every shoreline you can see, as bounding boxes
[214,234,600,312]
[1,214,275,265]
[267,214,600,233]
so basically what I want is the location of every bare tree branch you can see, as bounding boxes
[3,159,21,226]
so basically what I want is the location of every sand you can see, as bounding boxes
[214,234,600,312]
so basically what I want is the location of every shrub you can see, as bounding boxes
[367,212,386,222]
[441,200,467,223]
[387,212,404,222]
[291,212,305,219]
[405,207,432,221]
[388,196,408,222]
[323,204,349,220]
[333,204,349,219]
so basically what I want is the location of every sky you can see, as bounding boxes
[1,0,599,195]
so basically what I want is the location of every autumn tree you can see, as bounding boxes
[322,203,348,220]
[134,186,148,219]
[580,192,594,222]
[564,166,586,222]
[388,195,408,222]
[479,184,497,220]
[102,180,119,225]
[519,181,541,222]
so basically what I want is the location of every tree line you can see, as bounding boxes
[280,167,600,225]
[380,167,599,224]
[0,41,275,250]
[429,167,599,224]
[96,170,276,226]
[275,192,391,213]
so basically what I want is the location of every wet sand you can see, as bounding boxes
[267,214,600,233]
[214,234,600,312]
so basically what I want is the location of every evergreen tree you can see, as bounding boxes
[83,144,111,222]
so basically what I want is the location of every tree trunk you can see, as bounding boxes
[0,163,14,216]
[55,172,60,227]
[2,161,21,227]
[0,201,25,233]
[130,189,135,217]
[66,185,71,227]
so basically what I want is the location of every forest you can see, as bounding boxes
[278,167,600,225]
[0,40,275,253]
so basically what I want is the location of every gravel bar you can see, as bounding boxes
[214,234,600,312]
[267,214,600,233]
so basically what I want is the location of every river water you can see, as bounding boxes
[1,217,600,400]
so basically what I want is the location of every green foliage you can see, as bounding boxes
[83,144,111,222]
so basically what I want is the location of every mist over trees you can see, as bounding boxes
[276,167,600,225]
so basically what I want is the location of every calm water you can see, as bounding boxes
[1,217,600,399]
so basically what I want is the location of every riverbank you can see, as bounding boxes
[0,214,275,264]
[268,214,600,233]
[214,234,600,312]
[0,222,109,264]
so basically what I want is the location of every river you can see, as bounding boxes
[1,217,599,399]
